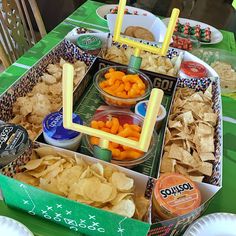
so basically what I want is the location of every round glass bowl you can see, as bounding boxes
[84,110,157,167]
[93,66,153,108]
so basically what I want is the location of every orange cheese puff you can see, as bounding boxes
[118,125,124,133]
[122,145,135,151]
[101,127,111,133]
[90,136,99,145]
[110,142,119,148]
[124,81,131,91]
[125,124,142,133]
[131,131,140,139]
[116,91,128,98]
[118,127,133,138]
[97,121,105,128]
[106,71,125,84]
[103,87,115,96]
[111,117,119,134]
[128,88,139,98]
[108,76,120,86]
[139,89,145,95]
[106,120,112,128]
[136,79,145,90]
[109,68,115,72]
[120,150,143,160]
[99,80,109,88]
[122,74,139,83]
[110,148,121,158]
[115,83,125,93]
[119,126,140,139]
[109,80,121,90]
[91,120,99,129]
[127,136,139,141]
[122,136,140,151]
[132,83,139,91]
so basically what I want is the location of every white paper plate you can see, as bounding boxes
[0,216,34,236]
[96,4,154,21]
[183,213,236,236]
[162,17,223,45]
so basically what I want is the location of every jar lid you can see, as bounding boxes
[76,35,102,51]
[135,100,166,122]
[153,173,201,218]
[180,61,207,78]
[0,124,29,166]
[43,112,83,140]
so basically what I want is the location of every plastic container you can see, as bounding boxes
[0,123,31,167]
[192,48,236,94]
[84,110,157,167]
[76,35,102,56]
[94,66,153,108]
[153,173,201,220]
[135,100,166,131]
[179,61,208,79]
[43,111,83,151]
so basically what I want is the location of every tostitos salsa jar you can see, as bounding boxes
[153,173,201,220]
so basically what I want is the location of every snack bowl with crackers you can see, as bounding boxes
[83,109,158,167]
[107,14,167,43]
[94,65,153,108]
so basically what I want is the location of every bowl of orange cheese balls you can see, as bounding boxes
[94,66,153,107]
[84,110,157,167]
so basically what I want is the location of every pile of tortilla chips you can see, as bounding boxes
[14,147,149,220]
[161,85,218,182]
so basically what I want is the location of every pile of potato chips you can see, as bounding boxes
[103,46,178,76]
[14,146,149,220]
[161,85,218,182]
[10,58,87,140]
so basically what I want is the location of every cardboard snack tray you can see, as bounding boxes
[0,35,222,236]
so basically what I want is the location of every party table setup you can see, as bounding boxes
[0,0,236,236]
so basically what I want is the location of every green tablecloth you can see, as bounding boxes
[0,1,236,236]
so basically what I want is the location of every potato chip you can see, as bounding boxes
[85,182,114,203]
[110,199,135,218]
[104,46,177,76]
[39,178,64,196]
[14,173,39,186]
[110,172,134,192]
[91,163,104,176]
[23,159,43,170]
[110,193,133,206]
[134,196,150,220]
[35,147,58,158]
[57,165,84,195]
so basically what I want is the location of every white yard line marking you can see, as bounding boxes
[223,116,236,124]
